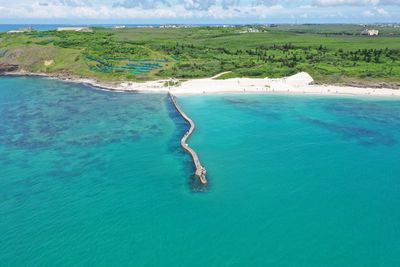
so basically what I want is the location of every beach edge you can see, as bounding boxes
[2,71,400,98]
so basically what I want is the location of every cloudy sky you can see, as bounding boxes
[1,0,400,23]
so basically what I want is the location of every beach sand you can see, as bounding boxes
[4,71,400,97]
[170,72,400,97]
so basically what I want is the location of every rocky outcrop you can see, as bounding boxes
[0,63,19,73]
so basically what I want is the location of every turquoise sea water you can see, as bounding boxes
[1,77,400,266]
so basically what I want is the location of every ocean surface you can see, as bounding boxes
[0,25,74,32]
[1,76,399,266]
[0,24,236,32]
[0,24,153,32]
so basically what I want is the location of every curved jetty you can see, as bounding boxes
[168,92,207,184]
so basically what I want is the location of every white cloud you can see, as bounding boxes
[252,0,281,5]
[363,7,390,16]
[0,0,398,21]
[183,0,216,10]
[314,0,400,6]
[52,0,92,6]
[112,0,171,9]
[221,0,240,10]
[0,2,288,19]
[376,7,390,15]
[363,9,375,16]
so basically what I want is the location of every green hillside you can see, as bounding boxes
[1,26,399,86]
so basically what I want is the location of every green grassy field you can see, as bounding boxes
[0,25,399,86]
[269,24,400,37]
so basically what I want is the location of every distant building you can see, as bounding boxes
[160,25,178,29]
[240,27,262,33]
[57,27,93,33]
[361,29,379,36]
[114,25,126,29]
[247,28,261,33]
[7,27,34,34]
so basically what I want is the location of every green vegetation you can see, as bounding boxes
[0,25,399,86]
[269,24,400,37]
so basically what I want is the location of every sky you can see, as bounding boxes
[1,0,400,24]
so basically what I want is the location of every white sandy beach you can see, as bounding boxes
[5,71,400,97]
[171,72,400,97]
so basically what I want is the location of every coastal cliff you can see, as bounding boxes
[0,64,18,73]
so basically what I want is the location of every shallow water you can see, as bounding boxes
[1,77,399,266]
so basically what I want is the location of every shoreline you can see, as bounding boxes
[2,71,400,98]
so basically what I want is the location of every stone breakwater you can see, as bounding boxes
[168,92,207,184]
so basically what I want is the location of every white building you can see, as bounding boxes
[57,27,93,33]
[240,27,262,33]
[247,28,261,33]
[361,29,379,36]
[160,25,178,28]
